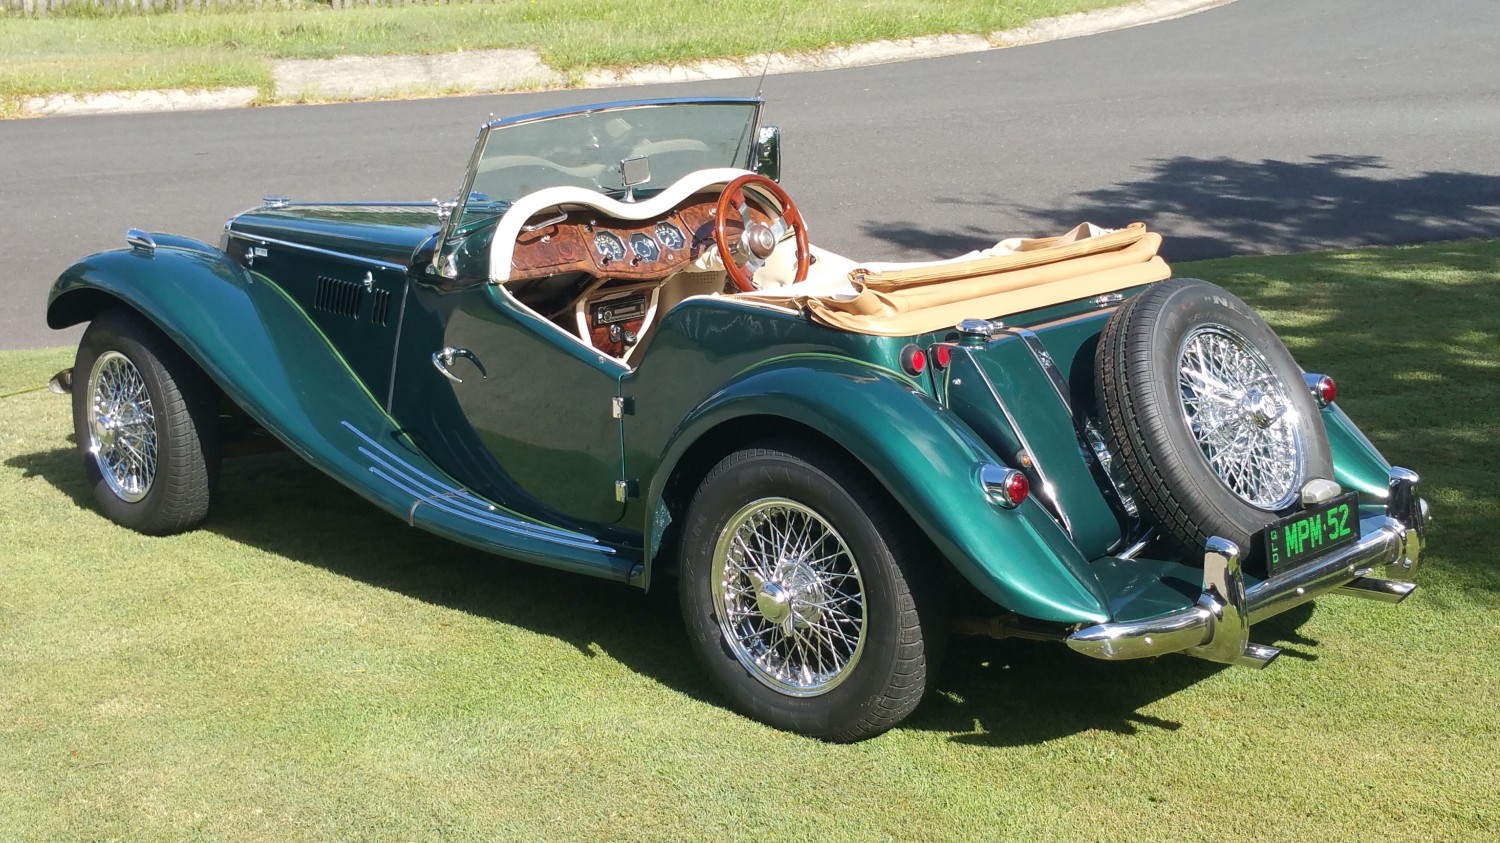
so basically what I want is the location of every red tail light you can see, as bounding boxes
[980,465,1030,508]
[1003,470,1030,506]
[930,344,953,370]
[1305,373,1337,407]
[900,345,927,376]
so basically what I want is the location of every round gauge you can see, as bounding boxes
[629,232,661,262]
[593,231,626,262]
[654,221,686,251]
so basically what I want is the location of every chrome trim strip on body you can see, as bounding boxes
[958,344,1074,538]
[999,326,1073,416]
[342,421,612,553]
[227,232,410,274]
[1067,466,1426,665]
[480,96,762,131]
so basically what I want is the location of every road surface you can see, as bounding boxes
[2,0,1497,350]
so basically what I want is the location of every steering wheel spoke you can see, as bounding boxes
[713,174,810,293]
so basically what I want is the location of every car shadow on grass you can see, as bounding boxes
[908,602,1318,746]
[8,442,1316,746]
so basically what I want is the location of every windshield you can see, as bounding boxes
[460,99,761,214]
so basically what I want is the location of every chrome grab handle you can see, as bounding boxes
[432,347,487,383]
[521,210,568,232]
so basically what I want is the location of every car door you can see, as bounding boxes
[390,277,628,529]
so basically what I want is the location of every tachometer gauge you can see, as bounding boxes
[654,221,686,251]
[593,231,626,263]
[629,232,661,262]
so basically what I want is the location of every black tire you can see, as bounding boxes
[1095,278,1333,554]
[678,441,943,742]
[72,310,220,535]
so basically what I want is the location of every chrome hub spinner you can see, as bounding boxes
[86,350,158,503]
[712,498,867,697]
[1177,324,1304,510]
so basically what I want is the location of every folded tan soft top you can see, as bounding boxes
[744,222,1171,337]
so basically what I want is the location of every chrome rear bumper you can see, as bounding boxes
[1067,468,1428,668]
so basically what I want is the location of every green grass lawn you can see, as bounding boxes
[2,241,1497,840]
[0,0,1128,103]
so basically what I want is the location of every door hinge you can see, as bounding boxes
[611,396,636,418]
[614,479,640,502]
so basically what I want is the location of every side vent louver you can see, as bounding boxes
[314,275,364,319]
[372,289,393,327]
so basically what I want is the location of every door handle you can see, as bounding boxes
[432,347,488,383]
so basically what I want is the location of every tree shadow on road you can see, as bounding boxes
[862,154,1500,261]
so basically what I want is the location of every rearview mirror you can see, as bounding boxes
[754,126,781,182]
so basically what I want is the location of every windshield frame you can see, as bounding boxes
[433,96,763,276]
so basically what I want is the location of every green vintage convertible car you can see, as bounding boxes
[47,97,1427,741]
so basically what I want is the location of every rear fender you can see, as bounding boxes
[1323,403,1393,499]
[646,358,1110,624]
[47,239,631,578]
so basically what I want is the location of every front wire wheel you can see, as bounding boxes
[680,441,942,742]
[72,310,220,535]
[86,350,159,503]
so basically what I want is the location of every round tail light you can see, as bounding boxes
[899,345,927,376]
[930,344,953,370]
[1306,373,1337,407]
[980,465,1030,509]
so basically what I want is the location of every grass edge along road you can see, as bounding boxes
[2,239,1496,839]
[0,0,1131,108]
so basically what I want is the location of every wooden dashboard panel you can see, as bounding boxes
[508,198,769,283]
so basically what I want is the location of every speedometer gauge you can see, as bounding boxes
[593,231,626,262]
[629,233,661,262]
[654,221,686,251]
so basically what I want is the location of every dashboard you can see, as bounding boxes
[507,196,770,283]
[503,191,774,360]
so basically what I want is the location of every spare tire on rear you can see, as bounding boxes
[1095,278,1334,555]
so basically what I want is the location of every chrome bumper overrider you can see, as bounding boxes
[1067,468,1429,668]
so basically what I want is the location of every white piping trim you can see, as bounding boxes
[488,167,758,283]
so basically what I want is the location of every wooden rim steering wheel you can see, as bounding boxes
[712,174,810,293]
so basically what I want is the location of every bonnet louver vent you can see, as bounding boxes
[314,276,364,319]
[372,289,393,326]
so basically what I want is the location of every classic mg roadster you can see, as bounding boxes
[48,97,1428,740]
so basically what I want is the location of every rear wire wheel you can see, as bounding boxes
[73,310,220,535]
[1095,278,1334,554]
[679,440,943,741]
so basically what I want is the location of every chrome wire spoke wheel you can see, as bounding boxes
[1177,324,1304,510]
[87,350,158,502]
[712,498,867,697]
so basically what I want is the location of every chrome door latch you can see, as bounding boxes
[431,347,487,383]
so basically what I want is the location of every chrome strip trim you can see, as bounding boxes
[342,422,611,553]
[481,96,762,131]
[348,423,598,543]
[959,345,1074,538]
[230,233,409,273]
[999,326,1073,415]
[367,465,608,555]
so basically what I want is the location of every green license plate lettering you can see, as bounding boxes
[1262,492,1361,576]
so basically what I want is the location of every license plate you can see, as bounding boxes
[1264,492,1360,576]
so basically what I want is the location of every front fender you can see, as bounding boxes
[48,240,384,441]
[47,239,630,577]
[648,358,1110,624]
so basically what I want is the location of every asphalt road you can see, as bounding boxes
[3,0,1498,351]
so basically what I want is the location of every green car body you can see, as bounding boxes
[48,97,1428,739]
